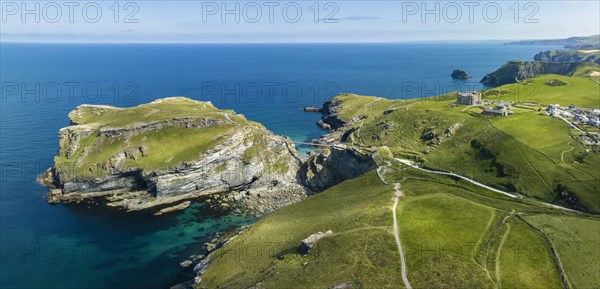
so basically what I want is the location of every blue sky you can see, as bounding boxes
[1,1,599,43]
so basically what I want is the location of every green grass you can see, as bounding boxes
[198,162,590,288]
[199,172,401,288]
[69,97,254,127]
[398,193,495,288]
[327,76,599,212]
[193,74,598,288]
[483,74,600,108]
[525,215,600,289]
[497,217,564,289]
[55,124,237,176]
[54,97,278,179]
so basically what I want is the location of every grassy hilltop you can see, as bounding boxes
[197,73,600,289]
[56,97,258,174]
[45,97,307,214]
[316,75,600,213]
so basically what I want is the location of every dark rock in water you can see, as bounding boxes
[204,242,217,252]
[179,260,193,268]
[316,120,332,130]
[451,69,471,79]
[303,106,322,113]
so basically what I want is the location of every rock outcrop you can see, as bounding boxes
[319,99,348,130]
[41,97,307,214]
[480,60,580,86]
[298,146,377,193]
[451,69,471,79]
[300,230,333,254]
[303,106,322,113]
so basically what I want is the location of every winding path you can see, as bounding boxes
[392,186,412,289]
[394,158,520,199]
[377,158,412,289]
[393,158,580,213]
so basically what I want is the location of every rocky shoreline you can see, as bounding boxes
[40,96,384,289]
[177,99,381,288]
[41,97,381,216]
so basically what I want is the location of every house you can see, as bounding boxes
[483,103,512,117]
[456,91,481,105]
[560,111,573,118]
[574,114,589,123]
[589,117,600,127]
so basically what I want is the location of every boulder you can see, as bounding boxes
[303,106,322,113]
[300,230,333,254]
[204,242,217,253]
[451,69,471,79]
[179,260,193,268]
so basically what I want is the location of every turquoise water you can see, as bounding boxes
[0,42,558,288]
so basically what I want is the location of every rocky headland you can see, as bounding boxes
[534,50,600,64]
[40,97,308,215]
[480,60,581,86]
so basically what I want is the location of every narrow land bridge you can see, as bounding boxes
[292,141,343,148]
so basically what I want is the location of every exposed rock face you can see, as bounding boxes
[320,99,348,130]
[298,146,377,193]
[534,50,600,64]
[41,97,307,214]
[480,60,580,86]
[451,69,471,79]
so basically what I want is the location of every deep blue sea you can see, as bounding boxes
[0,42,559,288]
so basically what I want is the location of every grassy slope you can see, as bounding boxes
[200,172,404,288]
[199,162,594,289]
[199,76,599,288]
[525,215,600,289]
[398,193,495,289]
[497,217,564,289]
[483,74,599,107]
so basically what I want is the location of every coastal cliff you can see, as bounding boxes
[40,97,307,214]
[299,146,377,193]
[534,50,600,64]
[480,60,580,86]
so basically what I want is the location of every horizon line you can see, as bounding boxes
[0,39,540,45]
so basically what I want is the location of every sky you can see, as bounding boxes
[1,0,599,43]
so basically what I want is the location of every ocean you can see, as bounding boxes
[0,42,558,288]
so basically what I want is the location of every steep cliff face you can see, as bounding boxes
[298,146,377,193]
[41,97,307,214]
[534,50,600,64]
[480,61,580,86]
[320,99,347,130]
